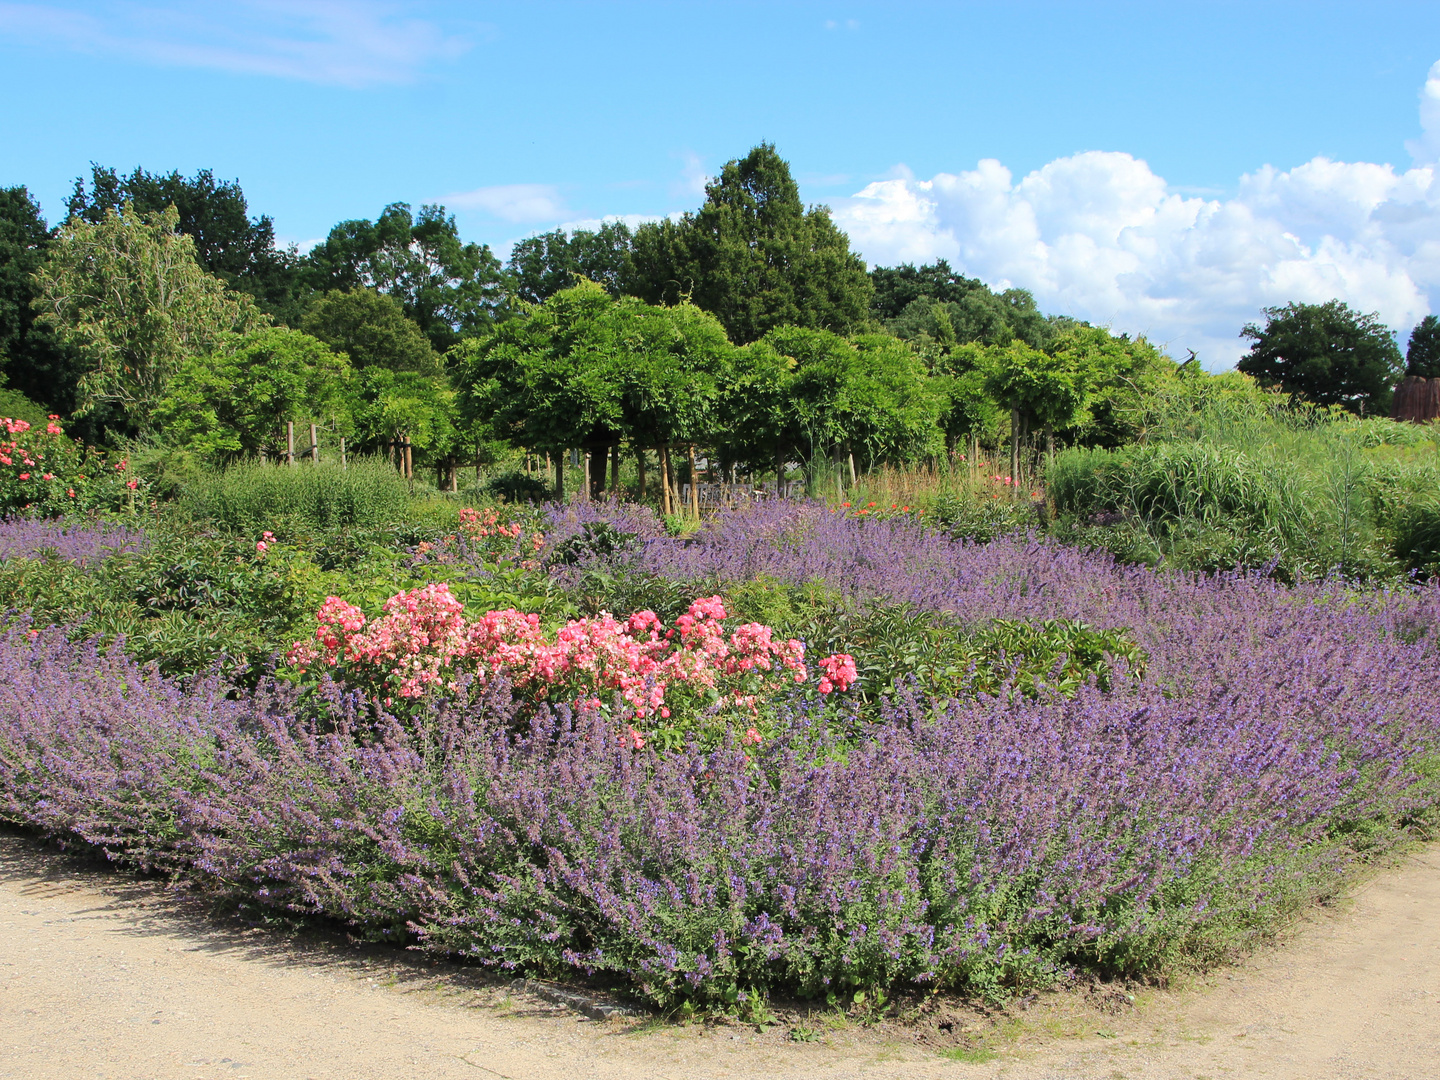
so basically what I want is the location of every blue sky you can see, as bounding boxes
[3,1,1440,366]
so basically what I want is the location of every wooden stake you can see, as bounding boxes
[309,423,319,464]
[661,445,673,515]
[286,421,295,466]
[688,444,699,517]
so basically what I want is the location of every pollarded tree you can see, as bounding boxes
[764,326,941,488]
[154,328,352,462]
[1238,300,1402,414]
[626,144,873,344]
[1406,315,1440,378]
[453,282,732,502]
[983,340,1092,480]
[33,203,266,439]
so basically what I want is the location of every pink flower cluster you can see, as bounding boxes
[817,652,858,694]
[458,506,524,541]
[288,586,855,720]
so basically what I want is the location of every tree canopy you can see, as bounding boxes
[1406,314,1440,378]
[33,203,265,438]
[301,290,441,375]
[304,202,505,352]
[1238,300,1402,414]
[625,144,872,344]
[508,221,634,304]
[155,328,352,462]
[65,164,299,319]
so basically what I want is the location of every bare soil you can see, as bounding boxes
[2,832,1437,1079]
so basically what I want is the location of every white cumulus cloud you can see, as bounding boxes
[834,61,1440,369]
[443,184,568,224]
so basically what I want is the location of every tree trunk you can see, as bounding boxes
[403,438,413,480]
[688,444,700,517]
[1009,408,1020,490]
[660,445,673,515]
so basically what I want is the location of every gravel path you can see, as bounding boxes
[2,832,1437,1079]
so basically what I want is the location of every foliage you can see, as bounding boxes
[65,163,300,319]
[1406,314,1440,379]
[455,282,733,464]
[626,144,873,344]
[32,203,266,439]
[1045,409,1440,580]
[0,187,82,421]
[300,288,440,374]
[875,260,1053,349]
[508,221,634,304]
[1238,300,1402,415]
[303,202,505,352]
[180,459,410,536]
[154,328,353,462]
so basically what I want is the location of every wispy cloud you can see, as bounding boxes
[442,183,567,223]
[673,151,708,199]
[0,1,470,88]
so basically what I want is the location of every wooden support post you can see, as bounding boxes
[309,423,319,464]
[339,437,347,469]
[688,444,699,517]
[660,445,673,516]
[286,421,295,466]
[403,438,413,480]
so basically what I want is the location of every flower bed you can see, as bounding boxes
[1,501,1438,1012]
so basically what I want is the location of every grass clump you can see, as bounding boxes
[182,458,411,536]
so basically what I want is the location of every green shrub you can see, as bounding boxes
[182,458,409,536]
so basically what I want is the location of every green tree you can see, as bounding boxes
[874,260,1052,349]
[65,164,300,320]
[1406,314,1440,378]
[508,220,633,304]
[305,202,504,351]
[984,340,1093,479]
[763,326,941,485]
[301,289,440,374]
[1238,300,1402,414]
[154,328,352,462]
[1048,325,1173,447]
[0,187,84,418]
[454,282,732,499]
[626,144,873,344]
[350,367,457,466]
[33,203,265,438]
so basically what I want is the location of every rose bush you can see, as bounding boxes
[0,417,148,517]
[288,584,854,746]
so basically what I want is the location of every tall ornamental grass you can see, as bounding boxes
[1046,410,1440,580]
[181,458,410,535]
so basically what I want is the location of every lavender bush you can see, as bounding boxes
[1,546,1436,1009]
[0,517,148,565]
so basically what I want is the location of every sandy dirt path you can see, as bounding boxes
[2,832,1437,1080]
